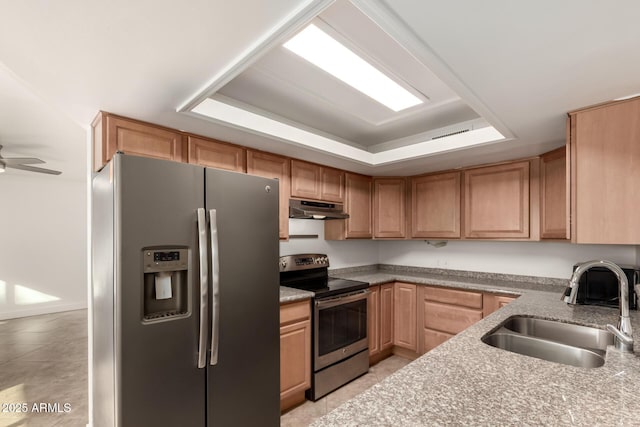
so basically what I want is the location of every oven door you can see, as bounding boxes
[314,289,369,371]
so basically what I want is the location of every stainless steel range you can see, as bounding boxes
[280,254,370,400]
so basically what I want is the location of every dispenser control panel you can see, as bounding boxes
[143,248,189,273]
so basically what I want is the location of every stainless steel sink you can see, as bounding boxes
[503,316,614,352]
[482,316,614,368]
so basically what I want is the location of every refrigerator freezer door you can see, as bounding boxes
[114,155,206,427]
[204,168,280,427]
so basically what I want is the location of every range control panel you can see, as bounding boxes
[279,254,329,272]
[144,248,189,273]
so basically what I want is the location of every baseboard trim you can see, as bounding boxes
[0,301,87,320]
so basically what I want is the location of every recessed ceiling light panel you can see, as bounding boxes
[283,24,423,112]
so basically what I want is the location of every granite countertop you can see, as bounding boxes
[312,267,640,426]
[279,286,314,303]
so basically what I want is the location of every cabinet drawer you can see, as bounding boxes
[423,301,483,335]
[422,286,483,309]
[280,300,310,326]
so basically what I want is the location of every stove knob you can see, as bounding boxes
[280,260,287,269]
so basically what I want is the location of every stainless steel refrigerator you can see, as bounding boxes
[92,153,280,426]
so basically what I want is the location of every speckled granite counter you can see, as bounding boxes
[279,286,314,303]
[312,266,640,426]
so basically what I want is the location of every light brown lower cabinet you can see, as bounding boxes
[483,293,518,317]
[417,285,482,354]
[393,283,417,352]
[280,300,311,412]
[379,284,394,351]
[368,283,394,363]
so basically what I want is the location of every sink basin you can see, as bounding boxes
[482,316,614,368]
[483,333,606,368]
[503,316,614,352]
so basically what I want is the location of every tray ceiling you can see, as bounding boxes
[186,0,506,165]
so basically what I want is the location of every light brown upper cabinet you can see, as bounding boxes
[569,97,640,244]
[187,136,246,172]
[246,150,290,240]
[540,147,569,239]
[410,171,461,239]
[92,112,185,171]
[373,178,407,238]
[325,173,372,239]
[463,161,530,239]
[320,167,345,203]
[290,160,344,203]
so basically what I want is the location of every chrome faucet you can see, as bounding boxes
[563,260,634,353]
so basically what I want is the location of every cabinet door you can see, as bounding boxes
[280,300,311,410]
[540,147,569,239]
[187,136,245,172]
[411,172,461,238]
[290,160,321,200]
[246,150,290,239]
[326,173,372,239]
[346,173,373,238]
[280,320,311,400]
[320,167,344,203]
[104,115,185,166]
[374,178,406,238]
[571,97,640,244]
[380,283,394,351]
[368,285,380,356]
[463,161,530,238]
[393,283,416,351]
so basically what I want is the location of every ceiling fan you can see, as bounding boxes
[0,145,62,175]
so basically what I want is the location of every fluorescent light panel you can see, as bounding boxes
[283,24,423,112]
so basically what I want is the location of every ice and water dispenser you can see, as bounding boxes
[142,248,190,322]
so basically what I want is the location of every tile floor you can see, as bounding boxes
[0,310,410,427]
[280,355,411,427]
[0,309,88,427]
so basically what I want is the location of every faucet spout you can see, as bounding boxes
[565,260,633,353]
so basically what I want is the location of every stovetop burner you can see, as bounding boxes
[279,254,369,298]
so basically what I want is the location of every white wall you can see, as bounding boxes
[378,240,637,279]
[280,219,378,268]
[281,221,638,278]
[0,175,87,320]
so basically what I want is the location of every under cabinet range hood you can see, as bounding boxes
[289,199,349,220]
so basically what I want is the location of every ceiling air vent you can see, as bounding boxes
[431,128,470,140]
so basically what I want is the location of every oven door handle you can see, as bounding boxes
[316,289,370,309]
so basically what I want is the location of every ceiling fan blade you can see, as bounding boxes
[5,163,62,175]
[0,157,45,165]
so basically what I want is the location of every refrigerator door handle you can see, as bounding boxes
[209,208,220,366]
[196,208,209,369]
